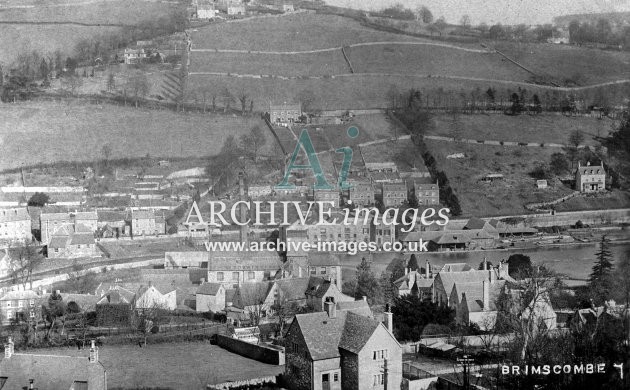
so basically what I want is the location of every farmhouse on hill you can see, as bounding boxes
[575,161,606,193]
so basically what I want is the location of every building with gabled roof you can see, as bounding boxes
[0,289,42,325]
[133,282,177,311]
[432,263,511,307]
[207,250,282,288]
[454,279,507,330]
[0,337,106,390]
[0,207,31,243]
[283,303,402,390]
[305,278,354,311]
[181,201,210,237]
[47,223,98,259]
[576,161,606,193]
[196,282,226,312]
[307,253,342,287]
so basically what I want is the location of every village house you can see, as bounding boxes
[196,2,218,19]
[227,2,246,15]
[196,282,226,312]
[164,251,208,269]
[133,282,177,311]
[373,219,396,247]
[0,207,31,242]
[347,179,375,206]
[47,224,98,259]
[0,337,107,390]
[307,253,342,287]
[381,182,408,207]
[248,185,273,199]
[131,209,161,236]
[74,211,98,232]
[313,188,341,208]
[393,262,434,300]
[97,210,130,238]
[207,250,283,288]
[575,161,606,193]
[40,212,73,245]
[181,201,210,237]
[283,303,402,390]
[453,277,507,330]
[95,286,136,326]
[305,278,355,311]
[282,3,295,13]
[412,180,440,206]
[231,281,275,320]
[0,289,42,325]
[124,48,147,64]
[269,102,302,123]
[432,262,511,307]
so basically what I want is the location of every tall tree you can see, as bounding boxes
[355,257,381,304]
[417,6,433,23]
[407,254,419,271]
[589,235,614,304]
[9,241,44,290]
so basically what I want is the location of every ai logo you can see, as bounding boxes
[275,126,359,190]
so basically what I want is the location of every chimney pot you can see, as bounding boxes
[362,296,367,302]
[324,301,336,318]
[384,308,393,334]
[483,280,490,311]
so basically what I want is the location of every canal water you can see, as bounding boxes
[339,242,630,282]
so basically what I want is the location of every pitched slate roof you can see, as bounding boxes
[436,270,497,298]
[0,290,41,301]
[131,209,155,220]
[440,263,472,273]
[40,212,72,221]
[96,287,135,305]
[196,282,223,296]
[308,252,341,267]
[464,217,487,230]
[233,282,273,308]
[455,280,506,312]
[292,310,384,360]
[74,211,98,220]
[0,208,29,223]
[208,251,282,271]
[164,251,208,268]
[275,277,310,302]
[336,300,373,317]
[0,353,106,390]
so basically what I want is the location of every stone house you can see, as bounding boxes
[133,282,177,311]
[283,303,402,390]
[95,286,135,326]
[432,263,510,307]
[305,278,355,312]
[181,201,210,237]
[40,212,73,245]
[381,182,408,207]
[0,207,31,242]
[47,224,98,259]
[207,250,283,288]
[575,161,606,192]
[0,289,42,325]
[269,102,302,123]
[307,253,342,287]
[347,180,375,207]
[313,188,341,209]
[131,209,158,236]
[0,337,107,390]
[196,282,226,312]
[412,181,440,206]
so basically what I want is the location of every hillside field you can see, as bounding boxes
[0,100,263,171]
[424,139,575,217]
[0,0,182,64]
[428,113,615,146]
[190,12,435,51]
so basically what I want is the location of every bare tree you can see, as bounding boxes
[61,74,83,96]
[495,266,562,361]
[41,291,67,338]
[133,302,168,346]
[9,241,44,290]
[237,88,249,116]
[127,71,150,108]
[106,73,116,92]
[460,14,471,28]
[239,125,267,162]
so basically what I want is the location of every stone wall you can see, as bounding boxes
[216,334,285,365]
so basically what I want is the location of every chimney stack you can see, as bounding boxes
[324,301,336,319]
[29,379,34,390]
[425,260,430,279]
[89,340,99,363]
[362,296,367,302]
[4,337,14,359]
[483,257,488,271]
[482,280,489,311]
[384,303,393,334]
[404,267,408,276]
[490,267,496,283]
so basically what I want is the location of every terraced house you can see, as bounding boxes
[284,303,402,390]
[0,207,31,242]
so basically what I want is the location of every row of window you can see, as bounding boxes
[6,300,35,308]
[216,271,256,282]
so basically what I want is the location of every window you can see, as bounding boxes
[29,300,34,307]
[18,301,22,308]
[310,268,316,275]
[6,311,12,319]
[333,373,339,382]
[6,302,10,308]
[320,267,326,275]
[292,342,299,353]
[373,349,389,360]
[248,271,255,280]
[322,373,329,383]
[374,374,384,386]
[217,272,224,281]
[232,272,239,281]
[30,311,35,318]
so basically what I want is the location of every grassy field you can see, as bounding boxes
[347,44,532,82]
[360,139,427,172]
[0,0,182,64]
[0,101,263,171]
[495,42,630,85]
[424,139,575,217]
[187,73,552,111]
[189,51,350,76]
[191,12,433,51]
[428,113,615,146]
[19,342,284,389]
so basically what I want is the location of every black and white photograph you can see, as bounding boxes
[0,0,629,389]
